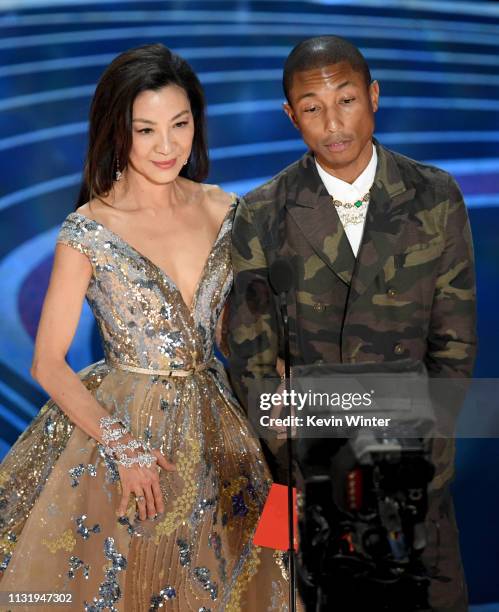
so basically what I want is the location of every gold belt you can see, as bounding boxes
[108,360,211,377]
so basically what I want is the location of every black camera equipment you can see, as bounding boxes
[293,361,436,612]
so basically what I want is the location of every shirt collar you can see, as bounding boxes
[315,143,377,200]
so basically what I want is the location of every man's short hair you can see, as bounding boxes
[283,36,372,102]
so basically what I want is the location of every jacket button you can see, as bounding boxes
[394,343,404,355]
[313,302,326,312]
[387,288,397,298]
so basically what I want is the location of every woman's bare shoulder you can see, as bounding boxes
[202,183,236,216]
[74,200,98,221]
[75,198,113,224]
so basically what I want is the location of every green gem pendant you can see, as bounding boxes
[354,200,363,208]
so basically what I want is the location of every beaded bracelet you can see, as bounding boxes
[99,416,156,469]
[115,451,157,469]
[102,426,129,445]
[100,416,127,443]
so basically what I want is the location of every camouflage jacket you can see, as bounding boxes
[227,140,477,410]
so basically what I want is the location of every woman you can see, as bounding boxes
[0,44,289,611]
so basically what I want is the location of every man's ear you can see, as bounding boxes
[369,80,380,113]
[283,102,299,130]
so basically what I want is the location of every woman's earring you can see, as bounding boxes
[183,159,188,166]
[115,157,122,181]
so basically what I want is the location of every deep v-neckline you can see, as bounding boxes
[72,207,233,315]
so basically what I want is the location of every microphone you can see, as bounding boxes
[268,258,297,612]
[269,258,294,296]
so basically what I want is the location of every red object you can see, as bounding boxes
[253,483,298,551]
[346,468,363,511]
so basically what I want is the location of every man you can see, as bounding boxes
[228,36,476,611]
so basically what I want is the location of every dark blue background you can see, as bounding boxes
[1,1,498,607]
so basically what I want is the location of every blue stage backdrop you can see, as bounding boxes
[1,0,498,607]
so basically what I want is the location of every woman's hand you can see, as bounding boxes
[116,448,176,520]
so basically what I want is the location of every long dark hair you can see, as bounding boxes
[76,43,209,208]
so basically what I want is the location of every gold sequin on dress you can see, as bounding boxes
[0,208,290,612]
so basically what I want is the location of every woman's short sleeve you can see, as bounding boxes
[56,213,96,259]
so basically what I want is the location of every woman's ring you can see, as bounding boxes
[135,495,145,503]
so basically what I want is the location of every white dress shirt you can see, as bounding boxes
[315,144,377,257]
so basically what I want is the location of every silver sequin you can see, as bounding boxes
[75,515,101,540]
[193,566,218,601]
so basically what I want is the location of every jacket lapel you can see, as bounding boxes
[286,152,356,286]
[349,142,415,302]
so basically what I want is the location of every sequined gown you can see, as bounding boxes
[0,209,289,612]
